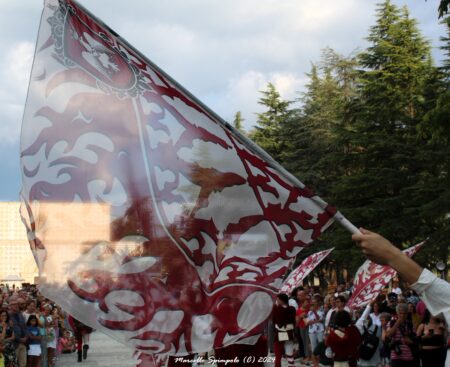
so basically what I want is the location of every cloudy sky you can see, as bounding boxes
[0,0,446,201]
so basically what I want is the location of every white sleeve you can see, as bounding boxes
[355,304,371,334]
[319,310,324,322]
[410,268,450,328]
[325,309,332,328]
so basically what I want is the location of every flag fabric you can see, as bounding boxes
[347,242,424,310]
[20,0,337,360]
[280,248,334,295]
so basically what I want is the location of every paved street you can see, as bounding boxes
[57,331,308,367]
[57,331,136,367]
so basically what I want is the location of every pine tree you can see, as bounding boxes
[232,111,245,134]
[280,65,322,189]
[333,0,436,249]
[249,83,292,161]
[438,0,449,18]
[439,17,450,80]
[282,58,351,194]
[412,15,450,269]
[359,3,431,126]
[280,52,363,274]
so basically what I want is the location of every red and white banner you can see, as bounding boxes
[347,242,424,310]
[280,248,334,295]
[20,0,337,362]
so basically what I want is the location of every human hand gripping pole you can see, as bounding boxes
[351,228,423,284]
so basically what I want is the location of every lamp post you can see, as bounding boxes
[436,260,446,280]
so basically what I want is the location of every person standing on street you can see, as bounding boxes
[272,293,296,367]
[9,296,27,367]
[305,295,325,354]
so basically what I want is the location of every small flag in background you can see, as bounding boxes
[20,0,338,361]
[280,248,334,295]
[347,242,424,310]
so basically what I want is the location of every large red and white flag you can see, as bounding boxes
[20,0,337,361]
[280,248,334,295]
[347,242,424,310]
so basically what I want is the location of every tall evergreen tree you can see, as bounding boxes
[438,0,449,18]
[249,83,292,161]
[232,111,245,134]
[333,0,436,250]
[439,17,450,79]
[413,15,450,269]
[281,56,356,195]
[280,52,362,275]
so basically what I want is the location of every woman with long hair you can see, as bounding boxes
[26,315,41,367]
[0,310,17,367]
[416,310,447,367]
[369,302,382,326]
[384,303,417,367]
[407,303,421,332]
[305,296,325,354]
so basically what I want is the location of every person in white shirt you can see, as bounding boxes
[289,289,299,311]
[325,295,352,330]
[369,302,382,327]
[391,279,402,296]
[355,302,382,367]
[305,295,325,353]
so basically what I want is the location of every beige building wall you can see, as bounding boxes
[0,202,38,284]
[28,201,111,283]
[0,201,112,285]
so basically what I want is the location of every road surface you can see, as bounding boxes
[57,331,308,366]
[57,331,135,367]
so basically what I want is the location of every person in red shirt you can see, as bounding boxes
[325,310,362,367]
[272,293,296,367]
[296,296,311,364]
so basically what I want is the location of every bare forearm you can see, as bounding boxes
[388,251,423,284]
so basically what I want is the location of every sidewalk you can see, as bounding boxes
[57,332,310,366]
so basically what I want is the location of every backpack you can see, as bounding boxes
[358,325,379,360]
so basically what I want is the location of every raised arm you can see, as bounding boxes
[352,228,450,327]
[355,304,371,334]
[351,228,422,284]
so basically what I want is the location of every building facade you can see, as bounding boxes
[0,202,38,284]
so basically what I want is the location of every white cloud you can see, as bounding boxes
[207,70,306,129]
[0,41,34,143]
[0,1,444,146]
[0,0,444,201]
[5,42,34,89]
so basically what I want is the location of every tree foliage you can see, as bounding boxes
[250,1,449,280]
[232,111,245,134]
[249,82,293,161]
[438,0,449,18]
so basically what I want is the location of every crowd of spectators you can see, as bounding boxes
[272,280,449,367]
[0,283,81,367]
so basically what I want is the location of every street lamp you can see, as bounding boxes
[436,261,446,280]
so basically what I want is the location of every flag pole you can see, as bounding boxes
[71,0,361,236]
